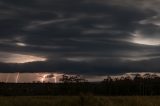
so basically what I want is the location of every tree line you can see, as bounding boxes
[0,73,160,96]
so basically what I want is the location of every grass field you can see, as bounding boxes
[0,96,159,106]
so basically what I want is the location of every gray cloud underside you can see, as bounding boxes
[0,0,160,75]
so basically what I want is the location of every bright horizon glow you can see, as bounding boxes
[0,72,158,83]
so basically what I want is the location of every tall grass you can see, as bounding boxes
[0,96,159,106]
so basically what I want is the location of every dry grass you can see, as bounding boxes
[0,96,159,106]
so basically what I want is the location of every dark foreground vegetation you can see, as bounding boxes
[0,74,160,96]
[0,96,159,106]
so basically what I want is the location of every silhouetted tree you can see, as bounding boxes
[60,74,87,83]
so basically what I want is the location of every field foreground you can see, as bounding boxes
[0,96,159,106]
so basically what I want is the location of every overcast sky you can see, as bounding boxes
[0,0,160,75]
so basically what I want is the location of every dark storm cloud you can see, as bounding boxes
[0,0,160,75]
[1,58,160,75]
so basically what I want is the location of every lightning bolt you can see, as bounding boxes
[15,73,20,83]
